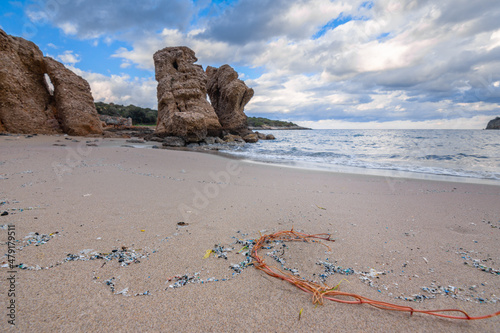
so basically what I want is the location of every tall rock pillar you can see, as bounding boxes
[153,46,222,142]
[206,64,254,136]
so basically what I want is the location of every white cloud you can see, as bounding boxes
[30,0,500,128]
[296,115,493,130]
[104,36,114,46]
[111,28,236,70]
[70,67,157,109]
[59,22,78,35]
[29,0,195,39]
[120,61,132,69]
[57,50,81,65]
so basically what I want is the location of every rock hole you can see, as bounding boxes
[44,73,54,96]
[172,60,179,70]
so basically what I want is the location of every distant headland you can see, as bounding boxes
[247,117,311,130]
[485,117,500,129]
[94,102,311,131]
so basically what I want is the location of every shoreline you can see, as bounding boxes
[148,138,500,187]
[3,132,499,186]
[231,158,500,187]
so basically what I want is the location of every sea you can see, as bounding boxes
[220,129,500,185]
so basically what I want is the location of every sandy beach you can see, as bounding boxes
[1,134,499,332]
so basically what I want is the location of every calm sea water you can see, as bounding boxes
[221,129,500,184]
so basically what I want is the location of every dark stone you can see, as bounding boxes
[255,132,267,140]
[486,117,500,129]
[243,133,259,143]
[204,137,216,145]
[162,136,186,147]
[223,134,244,143]
[126,139,146,143]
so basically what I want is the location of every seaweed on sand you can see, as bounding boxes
[251,229,500,320]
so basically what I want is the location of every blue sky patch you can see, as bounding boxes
[312,13,352,40]
[376,32,390,40]
[360,1,374,10]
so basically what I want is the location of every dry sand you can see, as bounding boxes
[1,134,499,332]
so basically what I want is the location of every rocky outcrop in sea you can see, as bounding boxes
[486,117,500,129]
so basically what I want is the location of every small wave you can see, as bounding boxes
[222,129,499,182]
[422,155,455,161]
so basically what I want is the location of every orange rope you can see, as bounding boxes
[251,229,500,320]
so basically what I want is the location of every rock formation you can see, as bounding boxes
[486,117,500,129]
[0,29,56,134]
[0,29,102,135]
[99,114,133,128]
[206,65,254,136]
[44,57,103,136]
[153,46,222,142]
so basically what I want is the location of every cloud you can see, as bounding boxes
[296,115,493,130]
[27,0,500,128]
[70,67,157,109]
[57,50,81,65]
[199,0,357,44]
[241,0,500,125]
[108,0,500,128]
[59,22,77,35]
[111,28,238,70]
[26,0,196,39]
[120,61,132,69]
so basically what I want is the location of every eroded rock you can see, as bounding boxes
[0,29,102,135]
[243,133,259,143]
[162,136,186,147]
[0,29,58,134]
[486,117,500,129]
[44,57,102,136]
[223,134,245,143]
[100,115,133,128]
[153,46,221,141]
[206,64,254,136]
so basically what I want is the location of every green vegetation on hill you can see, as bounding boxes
[94,102,299,128]
[246,117,299,128]
[95,102,157,125]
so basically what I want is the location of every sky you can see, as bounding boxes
[1,0,500,129]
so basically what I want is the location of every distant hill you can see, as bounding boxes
[247,117,310,130]
[95,102,157,125]
[486,117,500,129]
[94,102,309,129]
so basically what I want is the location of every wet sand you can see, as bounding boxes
[1,134,499,332]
